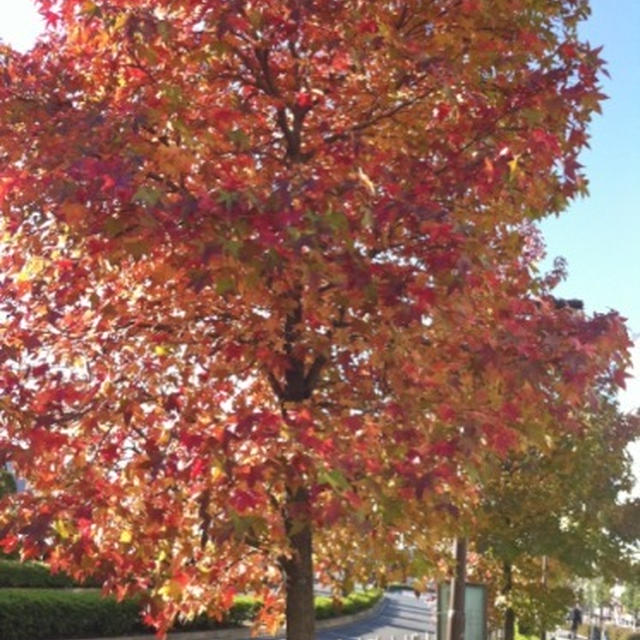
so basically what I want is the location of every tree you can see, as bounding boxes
[0,2,631,639]
[473,399,639,640]
[621,581,640,625]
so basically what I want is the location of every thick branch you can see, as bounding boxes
[304,355,327,392]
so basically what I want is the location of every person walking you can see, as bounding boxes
[571,604,583,639]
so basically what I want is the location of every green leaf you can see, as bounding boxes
[223,239,242,257]
[326,209,348,233]
[218,190,237,210]
[216,275,235,295]
[132,186,162,207]
[318,469,349,491]
[104,217,124,237]
[228,128,250,151]
[380,495,403,525]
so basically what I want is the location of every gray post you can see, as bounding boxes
[447,538,467,640]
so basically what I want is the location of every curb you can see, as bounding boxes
[72,628,251,640]
[71,595,387,640]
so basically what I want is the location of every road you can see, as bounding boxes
[317,590,436,640]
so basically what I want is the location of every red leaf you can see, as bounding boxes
[357,19,377,34]
[0,535,18,554]
[295,92,312,109]
[230,489,259,513]
[190,457,206,480]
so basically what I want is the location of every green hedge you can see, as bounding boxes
[0,587,383,640]
[0,559,75,588]
[0,589,144,640]
[0,589,261,640]
[173,595,261,632]
[0,559,101,588]
[315,589,383,620]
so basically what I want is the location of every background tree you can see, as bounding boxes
[0,470,16,501]
[0,1,631,639]
[621,581,640,626]
[474,399,639,640]
[581,577,615,637]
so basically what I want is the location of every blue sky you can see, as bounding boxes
[0,1,638,483]
[540,0,640,412]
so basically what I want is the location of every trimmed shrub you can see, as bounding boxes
[173,595,261,631]
[0,589,144,640]
[0,589,262,640]
[0,560,75,588]
[315,589,383,620]
[0,587,382,639]
[315,595,335,620]
[228,594,262,625]
[0,559,102,588]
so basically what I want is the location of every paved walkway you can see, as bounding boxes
[317,590,436,640]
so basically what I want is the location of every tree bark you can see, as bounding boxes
[282,488,315,640]
[503,562,515,640]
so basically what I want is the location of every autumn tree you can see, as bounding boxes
[473,399,639,640]
[0,1,631,639]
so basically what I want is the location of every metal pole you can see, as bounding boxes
[447,538,467,640]
[541,555,548,640]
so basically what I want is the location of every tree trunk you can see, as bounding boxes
[503,562,515,640]
[282,488,315,640]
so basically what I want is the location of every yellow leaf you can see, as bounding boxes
[54,519,71,540]
[120,530,133,544]
[508,154,521,177]
[154,345,169,357]
[211,466,224,482]
[17,256,45,283]
[158,579,183,600]
[357,167,376,195]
